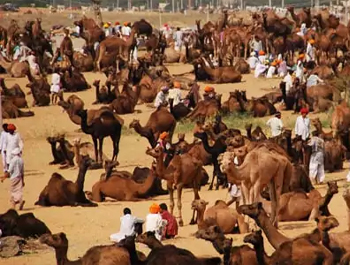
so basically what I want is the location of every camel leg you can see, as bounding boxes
[111,133,121,162]
[190,181,201,225]
[98,138,104,164]
[208,171,215,190]
[168,184,175,216]
[268,180,278,228]
[177,183,184,227]
[92,137,99,163]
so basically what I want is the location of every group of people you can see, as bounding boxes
[0,123,25,210]
[102,21,132,40]
[266,108,325,185]
[110,203,178,242]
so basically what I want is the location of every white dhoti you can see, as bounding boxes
[10,176,23,204]
[254,64,267,78]
[50,84,60,94]
[309,151,325,183]
[1,150,7,172]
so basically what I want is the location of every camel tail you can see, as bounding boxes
[282,161,293,194]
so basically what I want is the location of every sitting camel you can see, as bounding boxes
[26,72,50,106]
[40,233,131,265]
[219,143,292,227]
[129,106,176,148]
[35,155,97,207]
[191,199,248,234]
[0,53,29,78]
[0,78,28,108]
[2,99,34,119]
[146,146,203,226]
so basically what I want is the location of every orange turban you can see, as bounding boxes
[7,124,16,131]
[115,21,120,25]
[149,203,160,214]
[123,22,128,26]
[173,81,181,88]
[309,39,315,44]
[271,61,277,66]
[204,86,214,93]
[159,132,169,140]
[298,54,305,59]
[259,50,265,55]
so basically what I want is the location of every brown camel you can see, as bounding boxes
[137,71,170,103]
[87,165,157,202]
[146,146,203,226]
[219,144,292,227]
[136,231,221,265]
[186,94,222,121]
[287,7,312,27]
[78,109,122,164]
[234,58,250,74]
[35,155,97,207]
[72,138,108,167]
[58,94,85,125]
[191,199,248,234]
[72,50,94,72]
[60,29,74,63]
[129,106,176,148]
[109,83,139,114]
[0,54,29,78]
[0,78,27,108]
[332,100,350,131]
[40,233,131,265]
[2,99,34,119]
[61,67,90,92]
[25,72,50,106]
[195,225,258,265]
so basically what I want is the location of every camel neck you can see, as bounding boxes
[80,113,93,134]
[196,207,206,229]
[73,144,81,166]
[155,155,170,181]
[253,241,269,265]
[76,162,88,191]
[133,123,156,148]
[258,212,289,249]
[55,247,80,265]
[148,239,163,249]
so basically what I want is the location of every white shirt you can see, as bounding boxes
[247,56,259,69]
[75,26,80,34]
[266,117,283,137]
[168,88,182,106]
[4,132,24,164]
[110,214,143,242]
[8,155,24,180]
[295,116,310,140]
[266,66,276,78]
[307,74,323,88]
[295,60,304,81]
[121,26,131,36]
[258,55,266,64]
[51,73,61,93]
[146,213,164,241]
[154,91,167,108]
[0,131,8,152]
[306,43,314,62]
[283,73,293,93]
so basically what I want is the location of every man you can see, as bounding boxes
[0,123,8,172]
[295,108,310,140]
[295,54,305,82]
[250,35,263,56]
[247,52,259,70]
[110,208,144,243]
[121,22,131,40]
[306,39,315,63]
[3,124,24,170]
[283,69,293,94]
[266,112,284,137]
[174,27,183,51]
[114,21,121,36]
[15,42,32,62]
[1,148,25,210]
[168,81,182,107]
[203,86,216,100]
[306,72,324,88]
[159,203,178,239]
[154,86,169,108]
[308,131,325,185]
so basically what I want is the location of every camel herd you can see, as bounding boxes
[2,6,350,265]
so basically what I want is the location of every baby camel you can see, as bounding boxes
[191,199,248,234]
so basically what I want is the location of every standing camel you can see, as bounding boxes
[219,144,292,227]
[146,146,203,226]
[77,109,122,164]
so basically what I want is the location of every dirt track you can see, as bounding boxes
[0,10,349,265]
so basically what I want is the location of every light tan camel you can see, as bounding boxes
[219,144,292,227]
[146,146,203,226]
[191,199,248,234]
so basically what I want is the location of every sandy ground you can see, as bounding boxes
[0,11,349,265]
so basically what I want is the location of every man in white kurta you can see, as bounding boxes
[283,70,293,94]
[266,112,284,137]
[154,86,169,108]
[168,82,182,107]
[294,108,310,140]
[308,131,325,184]
[4,124,24,168]
[110,208,143,242]
[0,123,9,172]
[146,212,165,241]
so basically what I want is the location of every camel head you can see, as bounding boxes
[129,119,140,129]
[243,230,263,246]
[79,155,93,168]
[239,202,265,221]
[135,231,156,245]
[315,216,339,232]
[145,146,162,158]
[92,80,100,87]
[343,188,350,209]
[218,151,235,173]
[286,6,294,12]
[191,199,208,211]
[327,181,338,196]
[117,235,137,250]
[195,225,224,241]
[57,100,70,110]
[40,233,68,248]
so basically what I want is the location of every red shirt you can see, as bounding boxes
[161,210,178,237]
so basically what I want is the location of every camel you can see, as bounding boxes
[72,50,94,72]
[221,90,244,113]
[0,209,51,239]
[324,139,344,172]
[146,146,203,226]
[0,54,29,78]
[132,19,153,37]
[59,29,74,63]
[163,43,183,63]
[58,94,85,125]
[61,67,90,92]
[35,155,97,207]
[47,134,74,167]
[136,231,221,265]
[186,94,222,121]
[195,225,258,265]
[92,79,116,104]
[40,232,132,265]
[219,144,292,227]
[137,71,171,103]
[87,165,157,202]
[25,72,50,106]
[0,78,27,108]
[109,83,140,114]
[194,57,242,83]
[332,100,350,131]
[72,138,108,167]
[191,199,248,234]
[234,59,250,74]
[287,7,312,27]
[78,109,122,164]
[2,99,34,119]
[129,107,176,148]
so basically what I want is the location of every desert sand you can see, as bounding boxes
[0,10,348,265]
